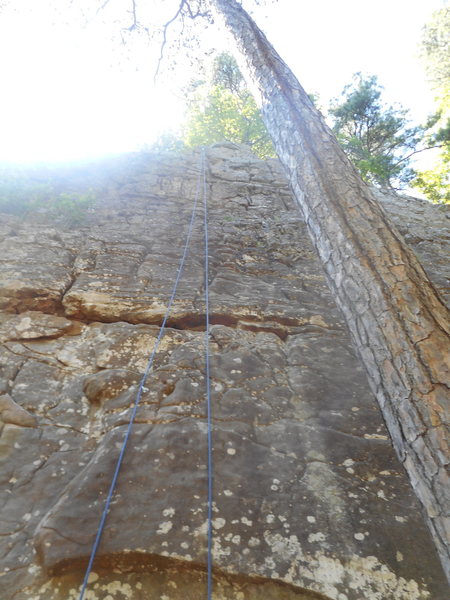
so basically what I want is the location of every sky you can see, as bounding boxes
[0,0,446,163]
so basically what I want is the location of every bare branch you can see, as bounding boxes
[153,0,210,82]
[393,144,447,167]
[184,2,209,19]
[129,0,138,30]
[95,0,113,18]
[154,0,187,82]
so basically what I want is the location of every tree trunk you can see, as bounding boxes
[211,0,450,579]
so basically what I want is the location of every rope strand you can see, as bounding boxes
[77,151,205,600]
[202,147,214,600]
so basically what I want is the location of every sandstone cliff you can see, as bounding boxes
[0,144,449,599]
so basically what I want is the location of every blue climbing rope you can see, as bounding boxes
[202,147,214,600]
[77,149,205,600]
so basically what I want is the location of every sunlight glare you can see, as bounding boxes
[0,0,445,163]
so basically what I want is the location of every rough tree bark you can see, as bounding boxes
[210,0,450,579]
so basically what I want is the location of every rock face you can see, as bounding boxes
[0,144,449,600]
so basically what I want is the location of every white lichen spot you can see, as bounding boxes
[248,537,260,547]
[307,515,316,523]
[226,447,236,455]
[354,532,365,541]
[377,489,387,500]
[214,383,223,392]
[223,489,233,496]
[163,507,175,517]
[212,539,231,559]
[263,532,303,562]
[157,521,173,534]
[87,572,99,583]
[15,316,32,332]
[395,515,406,523]
[241,516,253,526]
[266,514,275,523]
[212,518,226,530]
[308,532,326,543]
[181,542,189,549]
[231,535,241,544]
[27,564,40,575]
[343,459,354,467]
[396,551,404,562]
[23,513,32,521]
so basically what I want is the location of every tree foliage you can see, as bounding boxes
[183,52,276,158]
[0,172,96,225]
[329,74,424,189]
[412,151,450,204]
[412,6,450,204]
[421,5,450,104]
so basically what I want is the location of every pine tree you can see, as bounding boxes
[329,73,423,189]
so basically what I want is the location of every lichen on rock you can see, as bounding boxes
[0,144,448,599]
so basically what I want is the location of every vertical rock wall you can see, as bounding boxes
[0,144,448,599]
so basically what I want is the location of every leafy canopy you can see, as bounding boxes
[0,171,96,226]
[329,73,423,189]
[412,152,450,204]
[412,6,450,204]
[420,5,450,105]
[182,52,276,159]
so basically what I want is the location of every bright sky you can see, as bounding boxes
[0,0,446,163]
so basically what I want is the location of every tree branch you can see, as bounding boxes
[129,0,138,30]
[153,0,209,82]
[393,144,447,167]
[154,0,187,82]
[95,0,113,18]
